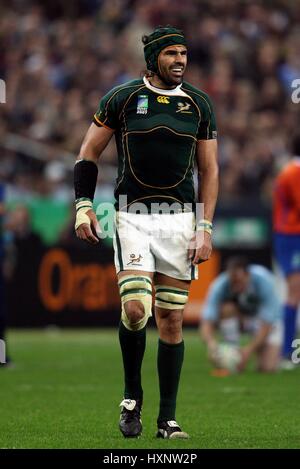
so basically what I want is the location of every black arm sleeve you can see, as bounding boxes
[74,160,98,201]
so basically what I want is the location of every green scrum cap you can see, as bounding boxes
[143,26,187,74]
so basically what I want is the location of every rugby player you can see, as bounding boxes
[74,26,218,439]
[201,257,282,372]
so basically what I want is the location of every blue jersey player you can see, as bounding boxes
[201,257,282,372]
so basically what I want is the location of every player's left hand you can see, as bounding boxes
[237,346,252,372]
[188,231,212,265]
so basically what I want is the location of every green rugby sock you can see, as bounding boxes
[157,338,184,423]
[119,322,146,400]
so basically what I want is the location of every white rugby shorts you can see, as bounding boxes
[113,211,198,280]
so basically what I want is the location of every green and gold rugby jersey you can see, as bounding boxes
[93,76,217,211]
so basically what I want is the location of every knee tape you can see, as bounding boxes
[118,275,153,330]
[155,285,189,310]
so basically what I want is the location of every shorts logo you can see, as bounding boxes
[157,96,170,104]
[176,101,192,113]
[127,253,143,266]
[137,95,148,114]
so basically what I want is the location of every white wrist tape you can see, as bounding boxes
[75,199,93,231]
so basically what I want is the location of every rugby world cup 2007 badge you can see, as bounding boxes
[137,95,148,114]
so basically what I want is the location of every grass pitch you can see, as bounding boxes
[0,329,299,449]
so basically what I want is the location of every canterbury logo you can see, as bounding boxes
[157,96,170,104]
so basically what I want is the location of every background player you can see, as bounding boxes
[273,133,300,368]
[200,257,282,372]
[74,26,218,439]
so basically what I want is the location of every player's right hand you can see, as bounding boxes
[75,208,101,244]
[188,231,212,265]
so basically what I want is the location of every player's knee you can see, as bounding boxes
[118,275,153,331]
[155,285,188,337]
[122,301,150,331]
[160,310,183,336]
[220,302,239,319]
[124,300,145,325]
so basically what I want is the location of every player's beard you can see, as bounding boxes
[157,63,185,88]
[158,73,182,87]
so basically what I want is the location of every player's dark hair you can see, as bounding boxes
[139,69,154,78]
[291,133,300,157]
[142,33,149,45]
[226,256,249,272]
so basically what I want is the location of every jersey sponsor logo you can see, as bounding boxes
[176,101,192,113]
[127,253,143,266]
[157,96,170,104]
[137,95,148,114]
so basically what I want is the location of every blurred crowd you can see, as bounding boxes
[0,0,300,205]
